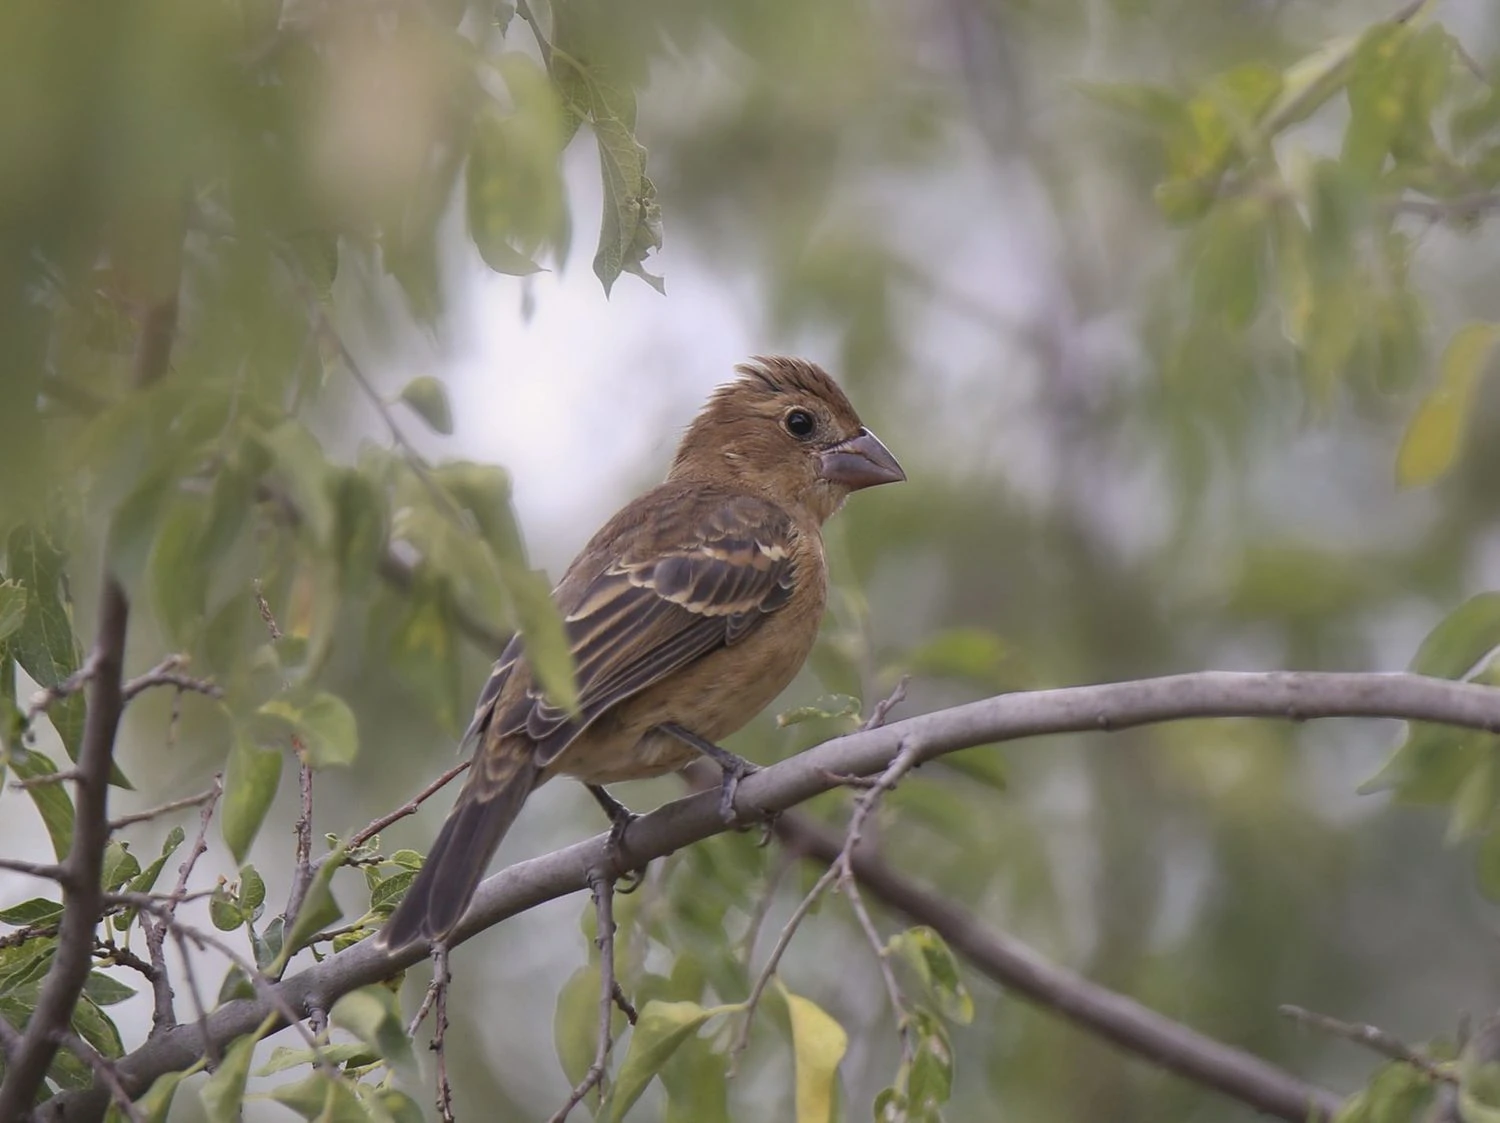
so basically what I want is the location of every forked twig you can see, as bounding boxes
[549,870,622,1123]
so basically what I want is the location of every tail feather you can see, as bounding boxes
[380,757,541,949]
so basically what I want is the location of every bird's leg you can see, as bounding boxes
[658,723,760,824]
[586,784,644,893]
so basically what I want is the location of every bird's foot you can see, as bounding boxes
[658,723,764,825]
[714,756,761,825]
[587,784,645,893]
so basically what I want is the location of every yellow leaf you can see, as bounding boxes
[1397,321,1500,488]
[780,984,847,1123]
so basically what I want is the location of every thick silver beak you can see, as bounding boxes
[817,427,906,491]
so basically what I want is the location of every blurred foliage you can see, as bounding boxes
[0,0,1499,1120]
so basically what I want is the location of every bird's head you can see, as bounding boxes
[669,356,905,523]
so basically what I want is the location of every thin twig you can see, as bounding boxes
[0,918,60,952]
[740,848,797,966]
[95,938,163,986]
[144,772,222,1036]
[841,873,911,1064]
[730,737,922,1068]
[56,1031,143,1123]
[1392,193,1500,222]
[431,944,455,1123]
[10,769,83,790]
[253,580,283,641]
[255,580,319,941]
[108,785,220,831]
[549,871,620,1123]
[120,893,328,1062]
[283,762,315,933]
[0,858,67,883]
[122,669,222,703]
[406,972,443,1038]
[346,760,471,851]
[863,677,909,733]
[23,654,100,726]
[1279,1005,1456,1083]
[120,654,217,703]
[168,925,216,1066]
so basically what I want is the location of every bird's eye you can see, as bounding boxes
[783,408,816,439]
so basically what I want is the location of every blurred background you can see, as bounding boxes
[4,0,1500,1119]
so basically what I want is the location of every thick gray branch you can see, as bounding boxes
[776,812,1345,1122]
[46,670,1500,1121]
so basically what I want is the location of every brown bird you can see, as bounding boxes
[381,357,904,948]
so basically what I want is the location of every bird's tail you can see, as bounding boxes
[380,754,542,949]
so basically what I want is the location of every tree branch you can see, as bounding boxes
[0,278,180,1117]
[0,555,133,1118]
[46,669,1500,1122]
[775,811,1345,1122]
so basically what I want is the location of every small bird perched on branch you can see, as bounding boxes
[381,357,904,948]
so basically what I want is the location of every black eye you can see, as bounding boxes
[783,408,816,439]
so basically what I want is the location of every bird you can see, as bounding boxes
[380,356,905,948]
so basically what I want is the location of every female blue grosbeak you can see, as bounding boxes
[382,357,904,947]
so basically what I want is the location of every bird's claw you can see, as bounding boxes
[607,811,645,892]
[717,760,761,825]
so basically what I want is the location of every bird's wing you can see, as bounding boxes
[465,493,799,765]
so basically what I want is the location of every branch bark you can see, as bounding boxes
[0,284,180,1118]
[45,669,1500,1121]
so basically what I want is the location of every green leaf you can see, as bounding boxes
[133,1067,195,1123]
[71,993,125,1059]
[256,1041,378,1076]
[83,970,137,1007]
[1189,198,1266,328]
[222,733,283,864]
[660,1034,731,1123]
[554,964,602,1088]
[259,420,335,545]
[905,1009,955,1111]
[782,985,847,1123]
[275,845,346,970]
[466,61,570,275]
[7,526,88,771]
[777,695,862,728]
[1409,593,1500,680]
[905,627,1012,687]
[603,1000,740,1123]
[0,581,27,644]
[260,691,359,769]
[1360,723,1488,803]
[397,376,455,436]
[268,1072,368,1123]
[330,985,418,1083]
[148,497,210,646]
[551,56,662,294]
[887,927,974,1025]
[210,884,247,932]
[200,1029,259,1123]
[118,825,184,930]
[99,840,141,891]
[1448,751,1500,843]
[1397,322,1500,488]
[0,898,63,926]
[1074,81,1187,132]
[10,749,76,860]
